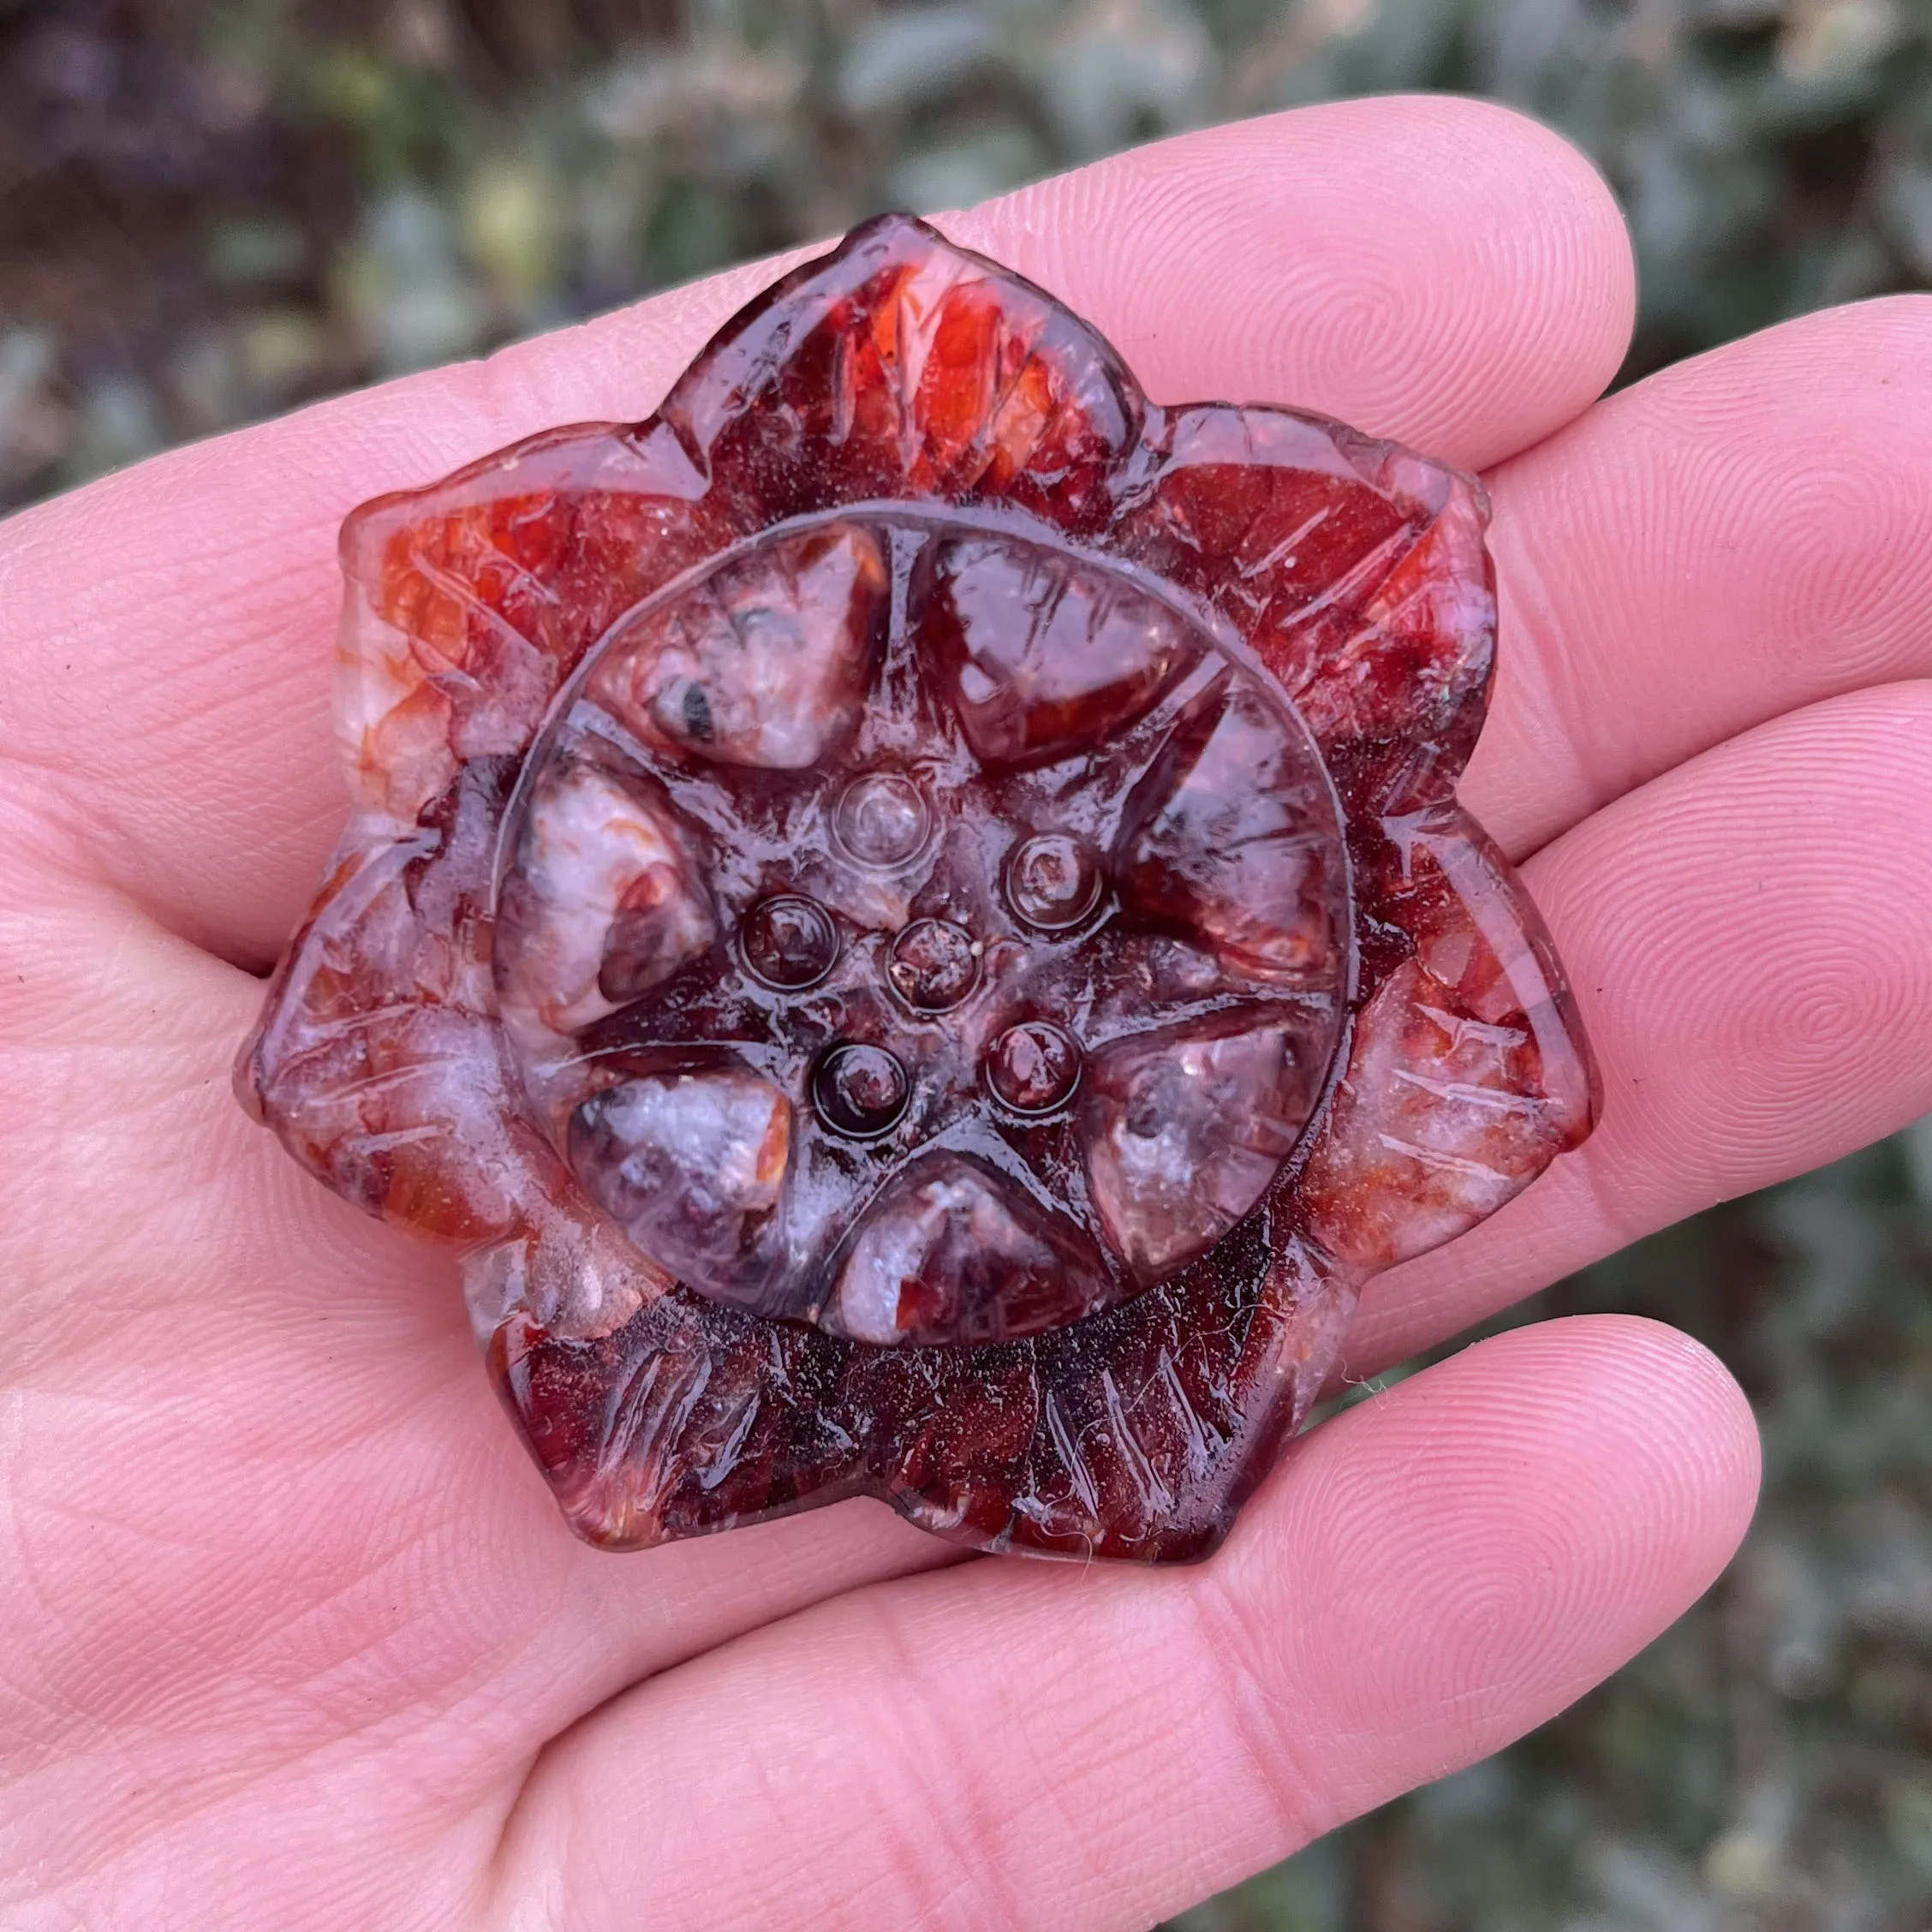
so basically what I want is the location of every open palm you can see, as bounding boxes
[4,98,1928,1929]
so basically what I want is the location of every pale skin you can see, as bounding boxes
[2,95,1929,1928]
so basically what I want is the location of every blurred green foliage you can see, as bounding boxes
[5,0,1931,503]
[1,3,1928,1925]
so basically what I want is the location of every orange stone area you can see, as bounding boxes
[237,214,1596,1562]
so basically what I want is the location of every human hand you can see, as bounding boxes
[3,96,1925,1929]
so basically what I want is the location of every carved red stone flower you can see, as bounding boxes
[237,215,1596,1562]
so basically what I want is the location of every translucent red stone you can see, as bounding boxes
[237,214,1596,1563]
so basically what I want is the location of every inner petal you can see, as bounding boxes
[569,1065,790,1308]
[1114,668,1345,985]
[589,522,886,768]
[1082,1011,1326,1285]
[912,534,1201,766]
[495,754,714,1036]
[824,1152,1106,1346]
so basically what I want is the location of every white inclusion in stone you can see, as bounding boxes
[591,523,885,769]
[826,1154,1091,1346]
[831,1196,936,1345]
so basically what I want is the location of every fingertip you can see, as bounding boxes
[488,1313,1760,1932]
[1217,1312,1760,1762]
[1459,1312,1763,1535]
[1415,1312,1759,1554]
[1532,684,1932,1195]
[1474,295,1932,858]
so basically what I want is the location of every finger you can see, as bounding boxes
[1342,679,1932,1377]
[15,682,1921,1733]
[486,1316,1757,1932]
[0,98,1631,968]
[958,93,1631,465]
[1467,295,1932,858]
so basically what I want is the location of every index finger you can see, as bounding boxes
[0,96,1631,968]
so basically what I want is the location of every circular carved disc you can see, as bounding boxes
[492,516,1351,1346]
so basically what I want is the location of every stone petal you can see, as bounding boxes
[1297,958,1566,1272]
[1082,1013,1326,1285]
[1291,470,1494,790]
[913,534,1201,766]
[338,419,724,827]
[235,772,619,1282]
[1114,668,1347,983]
[824,1154,1105,1346]
[1109,404,1492,800]
[492,1293,856,1547]
[569,1069,790,1308]
[504,1214,1356,1560]
[494,756,714,1036]
[336,217,1147,834]
[659,213,1143,532]
[588,523,886,768]
[1300,808,1596,1273]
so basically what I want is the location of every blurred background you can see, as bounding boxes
[3,1,1929,1924]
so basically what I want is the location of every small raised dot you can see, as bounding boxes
[832,771,930,868]
[987,1021,1082,1114]
[740,895,838,990]
[1005,832,1103,933]
[886,920,980,1013]
[813,1043,909,1140]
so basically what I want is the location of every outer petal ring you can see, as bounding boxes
[238,215,1596,1563]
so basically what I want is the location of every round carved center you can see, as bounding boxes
[492,514,1351,1347]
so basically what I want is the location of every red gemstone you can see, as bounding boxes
[985,1020,1081,1115]
[238,213,1595,1564]
[886,919,981,1013]
[740,895,839,991]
